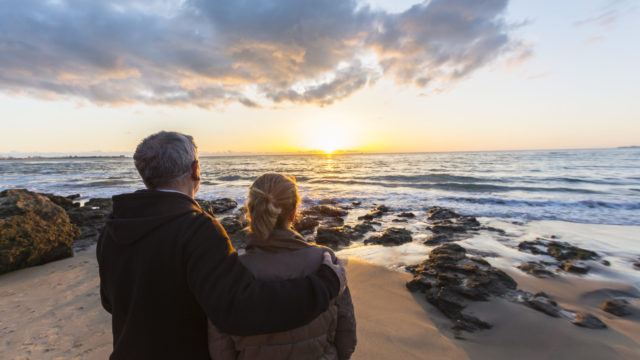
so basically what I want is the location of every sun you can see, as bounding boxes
[318,140,339,154]
[304,123,349,154]
[293,117,366,154]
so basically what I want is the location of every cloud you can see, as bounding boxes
[0,0,519,107]
[574,0,635,29]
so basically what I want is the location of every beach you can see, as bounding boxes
[1,149,640,358]
[1,245,639,359]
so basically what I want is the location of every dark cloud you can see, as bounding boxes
[0,0,518,107]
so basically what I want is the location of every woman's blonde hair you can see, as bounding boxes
[245,173,300,240]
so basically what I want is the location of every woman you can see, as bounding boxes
[208,173,357,360]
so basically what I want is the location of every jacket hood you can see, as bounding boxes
[105,190,202,244]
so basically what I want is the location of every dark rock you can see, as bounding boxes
[572,312,607,329]
[634,261,640,270]
[322,216,345,228]
[352,221,376,235]
[467,249,500,258]
[406,243,517,333]
[66,198,112,251]
[229,229,249,250]
[197,198,238,214]
[365,228,412,246]
[0,189,79,274]
[315,226,353,249]
[426,206,461,221]
[518,239,599,261]
[458,216,481,228]
[392,218,408,223]
[357,204,390,220]
[548,242,598,261]
[220,216,244,234]
[84,198,113,211]
[429,223,468,234]
[560,261,590,274]
[398,212,416,218]
[318,199,338,205]
[534,291,551,298]
[424,233,453,246]
[601,259,611,266]
[429,243,467,262]
[517,261,556,278]
[293,216,320,234]
[526,295,561,317]
[470,257,491,267]
[351,201,362,206]
[357,213,376,221]
[40,193,80,211]
[517,240,548,255]
[600,299,632,317]
[424,207,480,244]
[452,314,493,332]
[303,205,348,218]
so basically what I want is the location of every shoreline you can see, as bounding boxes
[1,247,639,359]
[1,188,639,358]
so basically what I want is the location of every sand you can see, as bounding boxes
[1,250,639,359]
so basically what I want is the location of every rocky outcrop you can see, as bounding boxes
[216,212,248,250]
[600,299,632,317]
[293,216,320,234]
[220,216,244,235]
[408,243,610,333]
[302,205,348,218]
[365,228,412,246]
[357,204,390,221]
[525,292,561,317]
[0,189,79,274]
[66,198,112,251]
[518,238,599,261]
[406,244,517,332]
[560,260,590,274]
[423,207,481,245]
[517,261,556,278]
[294,204,349,236]
[398,212,415,218]
[314,220,378,249]
[572,312,607,329]
[197,198,238,214]
[517,238,599,275]
[426,207,461,221]
[315,227,354,248]
[41,193,80,211]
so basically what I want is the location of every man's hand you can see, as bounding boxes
[323,252,347,294]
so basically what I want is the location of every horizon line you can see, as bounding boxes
[1,145,637,160]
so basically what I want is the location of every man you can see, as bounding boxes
[97,131,345,359]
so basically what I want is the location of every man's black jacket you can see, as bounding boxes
[97,190,339,359]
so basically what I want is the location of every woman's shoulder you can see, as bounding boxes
[308,244,338,262]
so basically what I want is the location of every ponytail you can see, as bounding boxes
[246,173,299,240]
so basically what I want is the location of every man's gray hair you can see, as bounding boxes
[133,131,198,189]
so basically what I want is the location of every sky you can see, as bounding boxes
[0,0,638,155]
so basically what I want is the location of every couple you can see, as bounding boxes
[97,131,356,360]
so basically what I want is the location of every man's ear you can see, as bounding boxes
[191,160,201,181]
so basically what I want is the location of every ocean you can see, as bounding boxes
[2,148,639,225]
